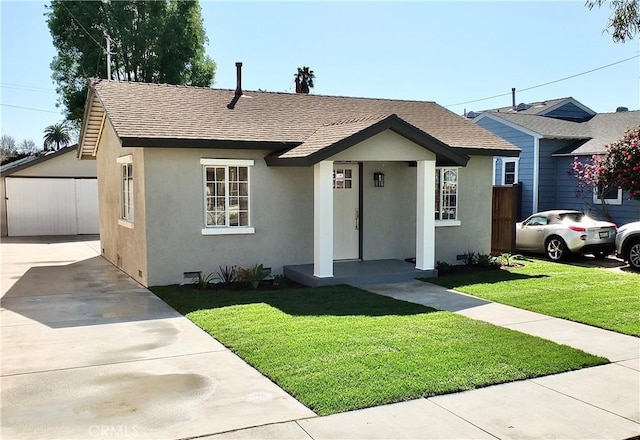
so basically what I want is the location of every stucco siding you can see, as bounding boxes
[555,155,640,224]
[331,130,437,162]
[143,148,314,286]
[544,102,592,121]
[362,161,416,260]
[434,156,493,264]
[476,117,534,219]
[96,120,148,285]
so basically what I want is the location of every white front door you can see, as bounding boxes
[333,164,359,260]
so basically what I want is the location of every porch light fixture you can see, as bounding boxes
[373,172,385,187]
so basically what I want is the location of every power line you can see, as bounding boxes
[59,1,105,52]
[1,82,56,92]
[1,84,57,94]
[445,54,640,108]
[0,103,62,114]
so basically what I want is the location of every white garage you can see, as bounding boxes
[1,146,99,237]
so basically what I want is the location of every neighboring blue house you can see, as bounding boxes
[472,98,640,225]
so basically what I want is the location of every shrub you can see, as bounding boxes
[436,260,453,274]
[237,263,271,289]
[216,265,238,289]
[461,251,478,267]
[194,272,215,290]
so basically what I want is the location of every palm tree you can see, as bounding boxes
[294,66,315,94]
[43,122,71,151]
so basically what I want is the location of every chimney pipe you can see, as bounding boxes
[227,62,243,110]
[235,62,243,97]
[511,87,516,109]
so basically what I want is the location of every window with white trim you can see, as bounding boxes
[435,168,458,221]
[201,159,255,234]
[593,184,622,205]
[502,159,518,185]
[117,155,134,224]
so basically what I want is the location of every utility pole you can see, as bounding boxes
[105,33,112,80]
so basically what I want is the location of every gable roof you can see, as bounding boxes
[1,145,78,177]
[266,114,470,166]
[79,79,519,164]
[474,109,640,155]
[553,110,640,156]
[477,97,595,118]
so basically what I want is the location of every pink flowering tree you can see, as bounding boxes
[568,154,613,219]
[568,126,640,220]
[600,126,640,200]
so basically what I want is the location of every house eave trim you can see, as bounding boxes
[120,137,295,150]
[266,115,470,167]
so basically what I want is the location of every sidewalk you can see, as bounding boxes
[207,280,639,440]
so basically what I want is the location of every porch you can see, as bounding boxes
[284,259,436,287]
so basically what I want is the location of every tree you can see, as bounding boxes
[569,126,640,219]
[18,139,39,155]
[0,135,17,162]
[568,154,613,220]
[43,122,71,151]
[600,126,640,199]
[46,0,216,123]
[294,66,315,94]
[586,0,640,42]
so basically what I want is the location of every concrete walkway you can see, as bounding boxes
[2,239,639,439]
[0,237,314,440]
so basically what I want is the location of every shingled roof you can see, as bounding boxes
[477,110,640,156]
[79,79,519,163]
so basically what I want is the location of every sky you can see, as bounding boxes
[1,1,639,147]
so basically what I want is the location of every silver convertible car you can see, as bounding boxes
[516,210,617,261]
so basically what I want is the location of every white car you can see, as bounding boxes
[516,210,617,261]
[615,221,640,271]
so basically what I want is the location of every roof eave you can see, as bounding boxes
[268,115,470,167]
[120,137,296,150]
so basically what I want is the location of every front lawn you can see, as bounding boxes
[152,285,606,416]
[430,258,640,337]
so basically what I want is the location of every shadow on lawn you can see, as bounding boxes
[151,284,436,317]
[430,268,549,290]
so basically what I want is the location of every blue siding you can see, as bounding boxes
[494,159,503,184]
[544,102,592,122]
[477,117,534,220]
[537,139,573,212]
[555,156,640,224]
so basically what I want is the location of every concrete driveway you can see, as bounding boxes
[1,236,314,440]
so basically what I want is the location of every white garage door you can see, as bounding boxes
[5,178,99,236]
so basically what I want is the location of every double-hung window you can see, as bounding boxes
[201,159,255,235]
[502,159,518,185]
[117,155,134,227]
[435,167,459,222]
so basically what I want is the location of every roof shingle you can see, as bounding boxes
[87,80,518,156]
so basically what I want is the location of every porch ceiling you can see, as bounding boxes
[264,114,469,167]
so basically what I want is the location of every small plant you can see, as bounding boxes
[436,260,453,274]
[216,265,238,289]
[462,250,478,267]
[194,272,215,290]
[237,263,271,289]
[477,254,500,269]
[271,273,288,289]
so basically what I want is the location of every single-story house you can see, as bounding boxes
[0,145,99,236]
[77,66,519,287]
[472,97,640,224]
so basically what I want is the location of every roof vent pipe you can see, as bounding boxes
[234,62,243,97]
[227,62,243,110]
[616,106,629,112]
[511,87,516,109]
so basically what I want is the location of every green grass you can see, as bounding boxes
[430,258,640,337]
[152,284,606,416]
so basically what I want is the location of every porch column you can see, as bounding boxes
[314,160,334,278]
[416,160,436,270]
